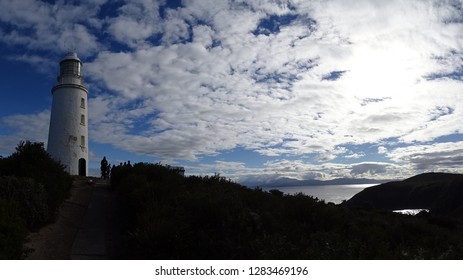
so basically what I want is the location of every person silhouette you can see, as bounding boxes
[100,156,108,179]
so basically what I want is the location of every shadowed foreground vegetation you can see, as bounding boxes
[2,142,463,259]
[0,141,72,259]
[111,163,463,259]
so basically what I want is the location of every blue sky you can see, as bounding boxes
[2,0,463,183]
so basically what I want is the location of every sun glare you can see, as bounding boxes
[342,46,420,102]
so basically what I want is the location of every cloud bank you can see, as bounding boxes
[2,0,463,181]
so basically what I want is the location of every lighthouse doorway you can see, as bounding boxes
[78,158,86,176]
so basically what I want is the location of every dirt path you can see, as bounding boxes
[70,180,113,259]
[24,178,118,260]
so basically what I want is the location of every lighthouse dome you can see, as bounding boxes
[62,52,81,62]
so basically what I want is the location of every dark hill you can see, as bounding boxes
[345,173,463,218]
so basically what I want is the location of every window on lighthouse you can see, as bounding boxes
[80,98,85,108]
[80,114,85,126]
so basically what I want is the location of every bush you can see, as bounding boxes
[0,141,73,259]
[0,197,27,259]
[0,141,72,215]
[0,176,49,229]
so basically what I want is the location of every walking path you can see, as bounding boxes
[70,180,109,259]
[25,178,118,260]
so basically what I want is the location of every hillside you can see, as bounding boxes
[109,165,463,259]
[345,173,463,218]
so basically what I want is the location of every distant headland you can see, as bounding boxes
[345,172,463,219]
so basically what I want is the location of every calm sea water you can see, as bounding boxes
[265,184,377,204]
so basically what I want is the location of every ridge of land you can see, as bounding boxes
[345,172,463,218]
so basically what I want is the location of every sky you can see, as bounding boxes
[2,0,463,184]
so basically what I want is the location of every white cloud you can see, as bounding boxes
[345,152,365,159]
[387,141,463,173]
[6,53,55,74]
[80,0,463,165]
[107,0,163,47]
[378,146,388,154]
[0,0,104,56]
[0,110,50,154]
[350,162,388,177]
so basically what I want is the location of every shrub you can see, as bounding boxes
[0,141,72,215]
[0,176,49,229]
[0,197,27,259]
[0,141,73,259]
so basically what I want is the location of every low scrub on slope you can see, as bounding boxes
[111,163,463,259]
[0,141,72,259]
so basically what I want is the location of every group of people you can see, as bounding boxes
[100,156,132,179]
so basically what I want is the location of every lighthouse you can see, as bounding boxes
[47,52,88,176]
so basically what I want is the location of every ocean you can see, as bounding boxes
[264,184,377,204]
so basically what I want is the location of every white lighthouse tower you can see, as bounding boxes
[47,52,88,176]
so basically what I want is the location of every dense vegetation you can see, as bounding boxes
[0,141,72,259]
[111,163,463,259]
[2,145,463,259]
